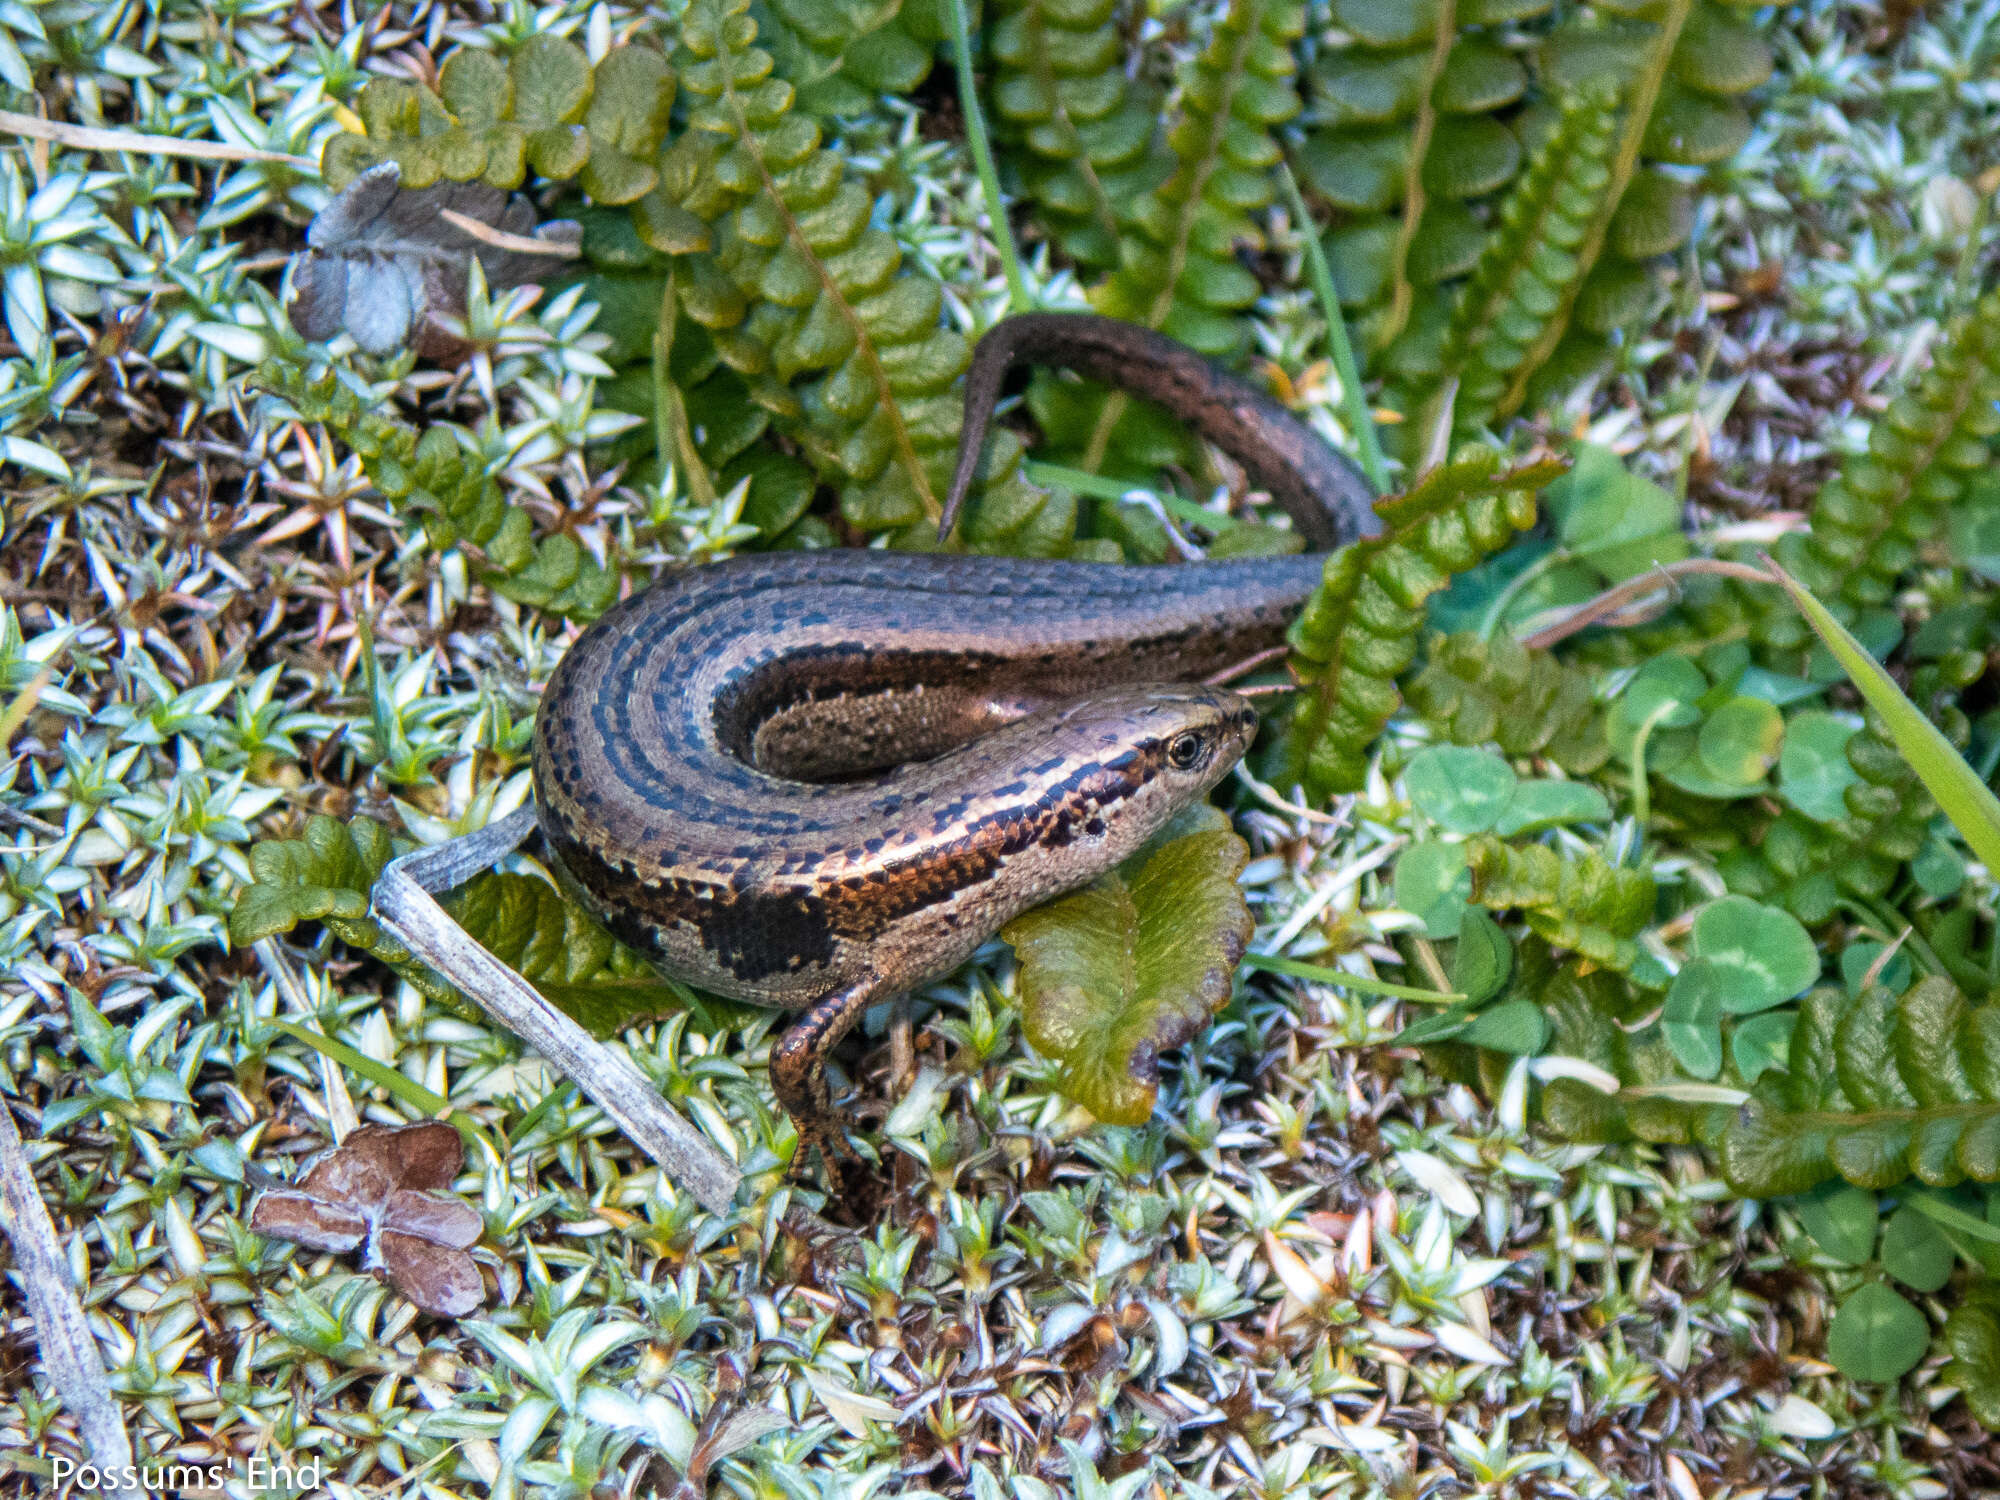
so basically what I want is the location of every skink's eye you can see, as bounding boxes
[1167,731,1207,770]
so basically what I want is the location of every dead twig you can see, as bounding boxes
[369,808,744,1215]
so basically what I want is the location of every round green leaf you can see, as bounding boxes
[1660,755,1769,801]
[1793,1182,1881,1265]
[1779,710,1862,822]
[1696,696,1783,786]
[1691,896,1819,1012]
[1406,746,1518,833]
[1396,840,1471,938]
[1663,958,1727,1078]
[1730,1009,1796,1084]
[1826,1283,1930,1384]
[1544,443,1692,581]
[1913,833,1967,898]
[1882,1204,1955,1293]
[1617,655,1708,733]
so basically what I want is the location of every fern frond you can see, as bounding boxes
[662,0,1070,551]
[1302,0,1543,377]
[1270,447,1559,798]
[1091,0,1303,358]
[1463,835,1654,970]
[988,0,1167,270]
[230,815,732,1036]
[324,37,678,200]
[1760,289,2000,638]
[229,814,449,1000]
[1486,0,1692,421]
[1946,1288,2000,1429]
[1012,0,1306,486]
[1404,630,1609,772]
[1302,0,1758,412]
[259,362,622,620]
[1718,977,2000,1197]
[1547,975,2000,1200]
[755,0,947,119]
[1373,0,1459,352]
[1721,715,1939,923]
[1420,84,1621,443]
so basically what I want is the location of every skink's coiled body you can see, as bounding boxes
[531,314,1379,1147]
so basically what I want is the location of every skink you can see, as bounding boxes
[531,313,1378,1153]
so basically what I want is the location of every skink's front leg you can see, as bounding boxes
[769,981,882,1171]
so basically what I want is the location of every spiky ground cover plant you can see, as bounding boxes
[12,0,2000,1496]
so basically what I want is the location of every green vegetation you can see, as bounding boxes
[12,0,2000,1492]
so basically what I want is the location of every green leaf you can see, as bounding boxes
[1451,908,1514,1004]
[1396,839,1473,938]
[1460,998,1548,1054]
[1913,833,1968,899]
[1949,482,2000,581]
[1690,896,1819,1013]
[268,1019,450,1115]
[229,814,401,949]
[445,872,754,1037]
[511,35,593,127]
[1732,1009,1796,1084]
[1793,1182,1881,1264]
[1007,804,1253,1126]
[1544,443,1692,582]
[1663,958,1727,1078]
[1406,745,1518,833]
[1881,1203,1955,1293]
[1492,779,1611,836]
[1945,1287,2000,1426]
[1779,710,1861,822]
[1695,696,1783,787]
[1614,655,1708,742]
[1826,1282,1930,1383]
[1840,940,1912,997]
[1764,558,2000,879]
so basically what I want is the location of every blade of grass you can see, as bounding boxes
[268,1018,451,1116]
[1277,160,1388,496]
[1761,554,2000,875]
[948,0,1033,314]
[1023,459,1244,533]
[1908,1190,2000,1245]
[1242,951,1464,1001]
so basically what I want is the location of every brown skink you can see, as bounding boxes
[531,312,1377,1153]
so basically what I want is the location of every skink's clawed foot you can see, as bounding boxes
[771,980,879,1191]
[788,1116,864,1196]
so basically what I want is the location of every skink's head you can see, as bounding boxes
[1053,684,1257,772]
[1033,684,1259,852]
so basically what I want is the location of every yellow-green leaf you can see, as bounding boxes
[1005,804,1253,1125]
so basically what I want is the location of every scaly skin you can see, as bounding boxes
[531,314,1378,1159]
